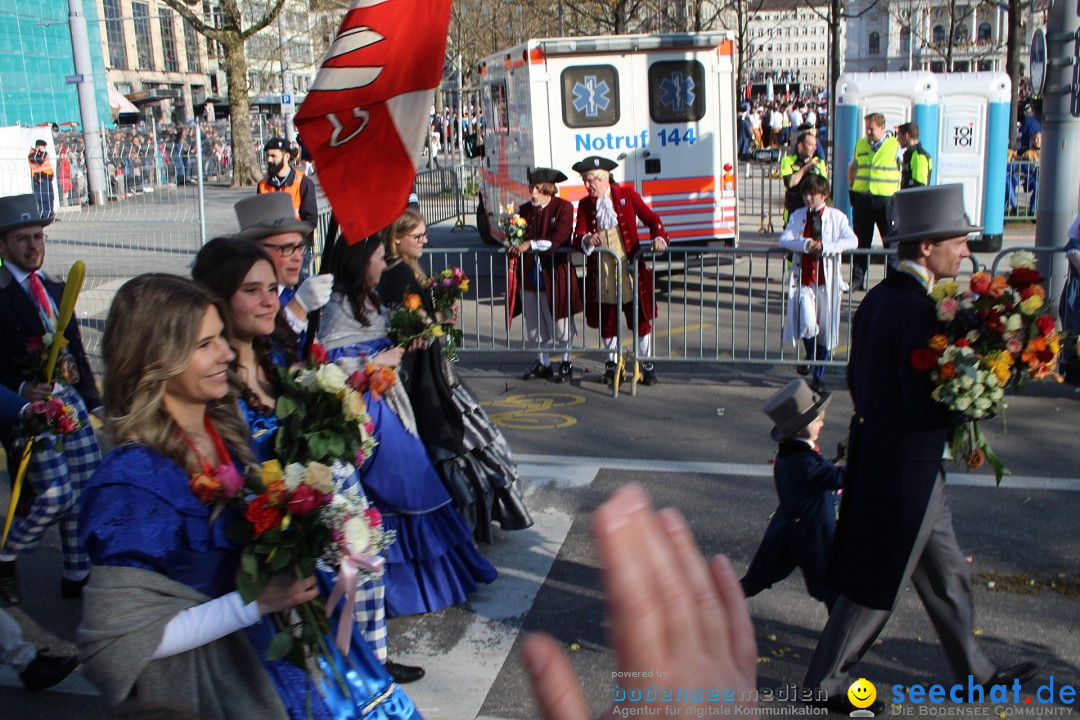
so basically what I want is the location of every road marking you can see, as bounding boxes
[486,392,586,430]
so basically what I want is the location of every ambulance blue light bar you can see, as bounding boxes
[532,33,733,56]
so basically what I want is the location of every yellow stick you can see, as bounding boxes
[2,261,87,550]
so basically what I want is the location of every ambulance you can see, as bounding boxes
[475,33,739,246]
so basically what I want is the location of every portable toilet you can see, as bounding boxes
[933,73,1011,252]
[833,72,939,217]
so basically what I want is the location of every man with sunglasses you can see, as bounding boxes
[233,193,333,359]
[0,194,102,607]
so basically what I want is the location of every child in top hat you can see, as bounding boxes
[740,379,843,611]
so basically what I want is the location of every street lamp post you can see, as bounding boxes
[65,0,107,205]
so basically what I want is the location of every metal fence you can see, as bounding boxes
[1004,160,1039,221]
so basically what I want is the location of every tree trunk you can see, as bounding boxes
[223,36,260,187]
[1006,0,1022,147]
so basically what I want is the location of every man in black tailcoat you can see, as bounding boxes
[803,185,1037,713]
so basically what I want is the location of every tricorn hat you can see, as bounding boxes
[763,379,831,442]
[233,193,312,241]
[0,194,53,235]
[264,137,292,153]
[884,184,982,244]
[528,167,568,185]
[571,156,618,174]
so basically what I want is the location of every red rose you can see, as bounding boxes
[911,348,938,371]
[27,336,44,352]
[1036,315,1056,336]
[955,338,971,348]
[364,506,382,529]
[348,369,369,392]
[308,343,329,365]
[1007,267,1044,290]
[245,494,285,536]
[287,483,328,516]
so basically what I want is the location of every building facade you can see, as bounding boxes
[743,0,834,90]
[0,1,112,128]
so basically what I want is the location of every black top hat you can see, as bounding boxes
[0,194,53,235]
[763,379,831,441]
[233,193,312,241]
[884,184,982,244]
[571,156,618,174]
[34,139,48,147]
[264,137,292,153]
[528,167,568,185]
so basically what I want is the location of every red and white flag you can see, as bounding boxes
[296,0,451,244]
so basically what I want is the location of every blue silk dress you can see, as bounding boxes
[80,445,421,720]
[320,298,498,617]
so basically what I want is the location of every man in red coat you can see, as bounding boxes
[572,156,668,385]
[511,168,583,383]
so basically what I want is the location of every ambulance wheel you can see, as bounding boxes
[476,198,497,245]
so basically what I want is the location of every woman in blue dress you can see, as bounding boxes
[191,237,425,685]
[77,273,421,719]
[321,235,497,618]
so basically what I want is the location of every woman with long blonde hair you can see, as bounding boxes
[77,274,348,719]
[378,209,532,544]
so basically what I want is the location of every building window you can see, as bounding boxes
[133,2,155,70]
[954,25,969,43]
[901,27,911,54]
[561,65,620,128]
[102,0,128,70]
[184,20,202,73]
[932,25,946,45]
[978,60,994,71]
[868,31,880,55]
[978,22,992,43]
[160,9,179,72]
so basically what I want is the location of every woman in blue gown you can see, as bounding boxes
[191,237,425,686]
[321,235,497,618]
[77,273,421,719]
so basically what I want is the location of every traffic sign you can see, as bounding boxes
[281,94,293,106]
[1030,29,1047,97]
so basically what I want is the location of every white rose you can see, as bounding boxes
[1004,314,1023,332]
[343,515,371,553]
[315,363,349,394]
[1009,250,1036,270]
[975,397,993,412]
[971,382,984,397]
[297,369,318,389]
[284,462,306,490]
[959,374,975,389]
[954,397,972,411]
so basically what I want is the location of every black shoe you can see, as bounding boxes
[60,575,89,600]
[555,361,572,383]
[811,377,826,393]
[983,662,1038,689]
[796,364,810,376]
[385,659,425,684]
[20,652,79,692]
[0,561,19,607]
[521,361,553,381]
[640,362,658,386]
[808,694,885,715]
[601,361,617,385]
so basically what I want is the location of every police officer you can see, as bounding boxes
[780,131,828,223]
[27,140,54,218]
[257,137,318,229]
[897,122,932,189]
[848,112,900,290]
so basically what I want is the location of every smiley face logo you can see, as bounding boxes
[847,678,877,709]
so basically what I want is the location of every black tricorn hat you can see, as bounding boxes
[571,156,618,174]
[884,184,982,244]
[528,167,568,185]
[264,137,292,153]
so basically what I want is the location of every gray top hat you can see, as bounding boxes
[884,184,982,244]
[0,194,53,236]
[763,379,831,442]
[233,193,313,241]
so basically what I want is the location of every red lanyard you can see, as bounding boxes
[176,414,232,474]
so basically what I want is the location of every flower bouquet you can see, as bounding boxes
[502,206,528,329]
[916,252,1061,483]
[344,363,397,402]
[501,204,528,250]
[19,395,83,450]
[429,266,469,359]
[22,333,55,383]
[385,292,443,348]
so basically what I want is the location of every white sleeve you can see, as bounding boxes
[530,240,553,252]
[151,591,262,660]
[282,303,309,334]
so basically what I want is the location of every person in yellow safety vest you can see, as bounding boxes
[27,140,55,219]
[847,113,900,290]
[780,131,828,224]
[897,122,932,189]
[257,137,318,230]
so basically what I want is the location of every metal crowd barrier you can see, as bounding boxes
[1004,160,1039,221]
[415,168,464,225]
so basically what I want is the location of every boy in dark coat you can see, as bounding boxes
[741,379,842,610]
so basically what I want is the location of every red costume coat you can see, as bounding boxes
[515,196,583,321]
[573,182,668,329]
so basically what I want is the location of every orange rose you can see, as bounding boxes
[929,334,948,354]
[966,449,986,470]
[970,272,991,295]
[245,494,286,537]
[403,294,422,312]
[939,361,957,380]
[264,479,288,504]
[190,472,221,505]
